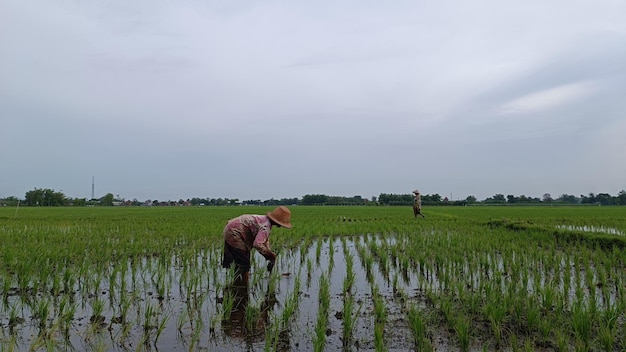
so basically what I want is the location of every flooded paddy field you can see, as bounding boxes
[1,205,625,351]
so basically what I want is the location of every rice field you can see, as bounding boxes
[1,205,625,351]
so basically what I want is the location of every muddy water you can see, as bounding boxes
[3,230,623,351]
[1,235,428,351]
[555,224,624,236]
[200,235,424,351]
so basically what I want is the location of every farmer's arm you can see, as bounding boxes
[253,229,276,261]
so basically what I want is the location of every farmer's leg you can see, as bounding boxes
[223,244,251,285]
[222,242,235,269]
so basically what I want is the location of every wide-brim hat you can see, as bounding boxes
[413,189,420,194]
[267,206,292,229]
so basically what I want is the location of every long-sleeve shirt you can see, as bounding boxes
[223,214,272,258]
[414,194,422,209]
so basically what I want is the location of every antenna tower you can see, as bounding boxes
[91,176,95,200]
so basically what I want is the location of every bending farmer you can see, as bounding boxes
[221,206,292,281]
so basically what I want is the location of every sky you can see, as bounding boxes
[1,0,625,202]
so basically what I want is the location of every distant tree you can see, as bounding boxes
[542,193,553,203]
[557,194,579,204]
[465,195,477,204]
[595,193,614,206]
[485,194,506,204]
[518,195,540,203]
[25,188,67,206]
[2,196,21,206]
[422,194,442,204]
[377,193,413,205]
[25,188,44,206]
[101,193,115,206]
[377,193,392,205]
[507,195,518,204]
[213,198,228,206]
[327,196,343,205]
[280,197,299,205]
[302,194,329,205]
[618,190,626,205]
[190,197,205,206]
[581,193,596,204]
[73,198,87,206]
[264,198,279,206]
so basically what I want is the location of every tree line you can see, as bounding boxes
[1,188,625,207]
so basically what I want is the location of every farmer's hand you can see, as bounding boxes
[266,251,276,273]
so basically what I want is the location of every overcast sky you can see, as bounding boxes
[1,0,625,202]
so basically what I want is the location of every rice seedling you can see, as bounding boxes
[374,324,385,352]
[155,312,169,345]
[33,297,50,330]
[315,237,323,265]
[484,296,507,347]
[407,305,431,351]
[598,324,616,352]
[7,302,24,334]
[221,289,236,323]
[1,205,625,351]
[244,298,262,331]
[341,292,358,347]
[281,274,301,331]
[57,296,76,337]
[455,316,471,352]
[313,272,331,352]
[264,312,282,352]
[1,276,11,304]
[571,301,593,350]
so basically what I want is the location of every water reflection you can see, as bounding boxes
[221,275,277,343]
[556,224,624,236]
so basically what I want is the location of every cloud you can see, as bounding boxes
[496,81,597,115]
[1,0,626,201]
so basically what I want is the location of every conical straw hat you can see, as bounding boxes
[267,206,292,228]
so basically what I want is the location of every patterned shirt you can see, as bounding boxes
[414,194,422,209]
[223,214,272,257]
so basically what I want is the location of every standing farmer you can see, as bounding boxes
[221,206,292,283]
[413,189,425,218]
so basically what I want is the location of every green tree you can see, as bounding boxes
[1,196,21,206]
[581,193,596,204]
[618,190,626,205]
[422,194,442,204]
[302,194,329,205]
[101,193,115,206]
[485,194,506,204]
[557,194,579,204]
[595,193,614,206]
[73,198,87,206]
[25,188,44,206]
[25,188,67,206]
